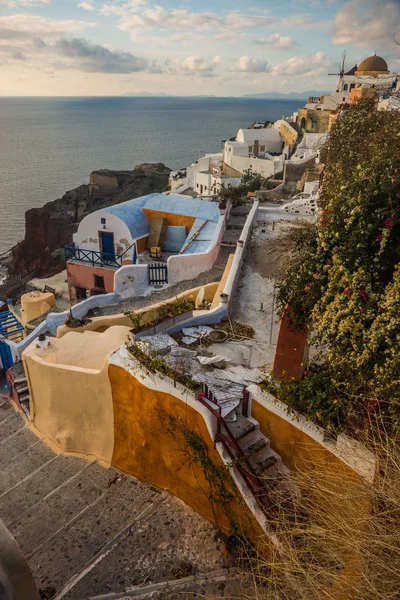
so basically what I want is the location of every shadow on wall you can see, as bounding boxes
[108,364,264,540]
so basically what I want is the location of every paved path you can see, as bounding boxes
[0,404,241,599]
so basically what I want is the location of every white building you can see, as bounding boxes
[223,125,284,179]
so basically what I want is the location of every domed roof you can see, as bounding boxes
[357,54,388,74]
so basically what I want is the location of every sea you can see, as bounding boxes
[0,96,303,255]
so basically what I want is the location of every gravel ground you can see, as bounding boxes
[97,246,232,316]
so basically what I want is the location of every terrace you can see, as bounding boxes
[64,242,137,269]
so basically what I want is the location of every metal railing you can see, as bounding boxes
[64,242,136,269]
[197,383,273,516]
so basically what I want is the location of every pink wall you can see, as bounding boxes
[67,262,116,303]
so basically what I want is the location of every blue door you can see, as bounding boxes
[0,340,13,372]
[101,232,115,264]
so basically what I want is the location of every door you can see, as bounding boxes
[100,232,115,264]
[0,340,13,372]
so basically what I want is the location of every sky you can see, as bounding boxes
[0,0,400,96]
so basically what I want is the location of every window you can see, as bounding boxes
[94,275,105,290]
[260,145,265,152]
[76,286,86,300]
[248,146,253,153]
[196,183,199,188]
[343,84,348,91]
[350,83,355,90]
[101,217,106,225]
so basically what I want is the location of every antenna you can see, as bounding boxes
[328,49,347,77]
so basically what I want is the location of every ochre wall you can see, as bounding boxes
[298,107,331,134]
[109,364,263,538]
[279,122,297,149]
[142,208,196,231]
[67,262,116,300]
[23,353,115,462]
[252,398,371,537]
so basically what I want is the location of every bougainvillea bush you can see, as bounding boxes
[277,100,400,434]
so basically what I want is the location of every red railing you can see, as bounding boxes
[197,383,272,515]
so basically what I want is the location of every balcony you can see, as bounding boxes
[64,243,136,269]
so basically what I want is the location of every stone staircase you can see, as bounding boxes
[13,376,30,419]
[199,386,298,521]
[0,406,234,599]
[227,405,295,510]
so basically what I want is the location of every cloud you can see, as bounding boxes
[106,5,273,35]
[0,0,50,6]
[272,51,334,76]
[253,33,298,49]
[78,2,96,11]
[180,55,221,77]
[279,14,331,31]
[229,56,271,73]
[39,37,152,73]
[0,14,95,40]
[333,0,400,48]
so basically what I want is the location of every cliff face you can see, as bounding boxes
[9,163,171,278]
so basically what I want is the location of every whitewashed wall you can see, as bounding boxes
[113,264,149,299]
[73,211,136,258]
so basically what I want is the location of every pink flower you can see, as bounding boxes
[326,260,332,265]
[365,339,370,344]
[384,215,395,230]
[378,307,384,314]
[198,392,204,400]
[303,370,308,376]
[376,233,383,241]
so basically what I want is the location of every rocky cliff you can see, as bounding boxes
[8,163,171,278]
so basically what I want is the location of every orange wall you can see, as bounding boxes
[136,236,148,253]
[67,262,116,300]
[109,364,264,539]
[273,313,308,380]
[142,208,196,231]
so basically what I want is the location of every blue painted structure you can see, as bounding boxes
[100,231,116,263]
[0,311,24,342]
[101,194,220,244]
[0,340,13,371]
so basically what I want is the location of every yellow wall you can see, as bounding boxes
[109,364,264,539]
[21,292,56,327]
[142,208,196,231]
[22,327,131,462]
[279,122,298,149]
[252,399,371,530]
[211,254,234,309]
[298,107,331,134]
[57,282,220,337]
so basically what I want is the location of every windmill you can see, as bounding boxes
[328,50,347,78]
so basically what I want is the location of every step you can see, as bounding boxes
[13,378,27,386]
[245,437,268,458]
[19,394,30,405]
[20,404,30,420]
[226,415,257,442]
[254,454,279,476]
[16,386,29,396]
